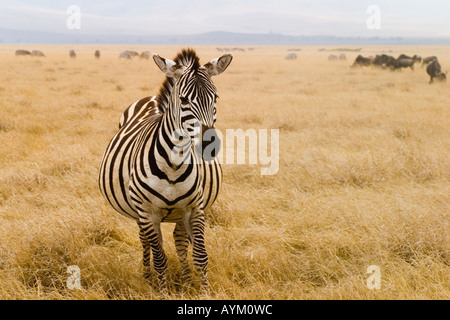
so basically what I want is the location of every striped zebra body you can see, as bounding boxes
[98,49,232,291]
[100,96,222,221]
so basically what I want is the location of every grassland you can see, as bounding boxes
[0,44,448,299]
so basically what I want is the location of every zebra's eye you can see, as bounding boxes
[180,96,190,105]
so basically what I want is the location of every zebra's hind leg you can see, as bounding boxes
[173,221,191,285]
[188,208,209,292]
[138,215,169,292]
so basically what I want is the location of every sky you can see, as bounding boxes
[0,0,450,38]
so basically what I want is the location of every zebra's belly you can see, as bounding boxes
[160,208,189,223]
[129,170,200,209]
[137,192,198,223]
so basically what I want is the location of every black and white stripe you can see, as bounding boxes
[99,49,232,291]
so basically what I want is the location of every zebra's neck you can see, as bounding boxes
[154,96,194,170]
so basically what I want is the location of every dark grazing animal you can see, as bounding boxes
[99,48,233,292]
[372,54,389,67]
[392,58,415,71]
[95,50,101,59]
[371,54,396,69]
[422,56,437,67]
[15,50,31,56]
[383,55,397,69]
[352,55,373,67]
[397,54,411,60]
[397,54,421,63]
[426,59,447,83]
[69,50,76,59]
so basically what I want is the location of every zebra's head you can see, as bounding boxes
[152,49,232,151]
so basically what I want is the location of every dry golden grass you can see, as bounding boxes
[0,44,448,299]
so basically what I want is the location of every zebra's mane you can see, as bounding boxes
[156,48,201,112]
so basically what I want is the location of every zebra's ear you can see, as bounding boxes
[152,53,183,79]
[203,52,233,76]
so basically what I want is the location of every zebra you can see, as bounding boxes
[98,48,232,292]
[285,53,297,60]
[140,51,151,59]
[30,50,45,57]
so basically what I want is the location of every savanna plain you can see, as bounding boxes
[0,45,448,299]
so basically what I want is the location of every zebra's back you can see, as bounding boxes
[99,96,162,220]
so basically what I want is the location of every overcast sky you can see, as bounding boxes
[1,0,449,38]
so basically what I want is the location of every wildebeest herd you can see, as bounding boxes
[15,49,155,61]
[352,53,447,84]
[14,48,448,85]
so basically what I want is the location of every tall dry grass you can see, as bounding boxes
[0,45,448,299]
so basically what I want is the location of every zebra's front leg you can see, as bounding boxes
[138,215,168,292]
[138,221,152,280]
[173,221,191,284]
[188,208,209,291]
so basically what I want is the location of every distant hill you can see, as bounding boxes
[1,29,450,45]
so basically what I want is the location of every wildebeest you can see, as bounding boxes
[392,58,415,71]
[383,55,397,69]
[426,59,447,83]
[370,54,397,69]
[15,49,31,56]
[422,56,437,67]
[372,54,389,67]
[352,55,373,67]
[285,53,297,60]
[69,50,76,59]
[95,50,101,59]
[140,51,151,59]
[30,50,45,57]
[397,54,421,63]
[397,54,411,60]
